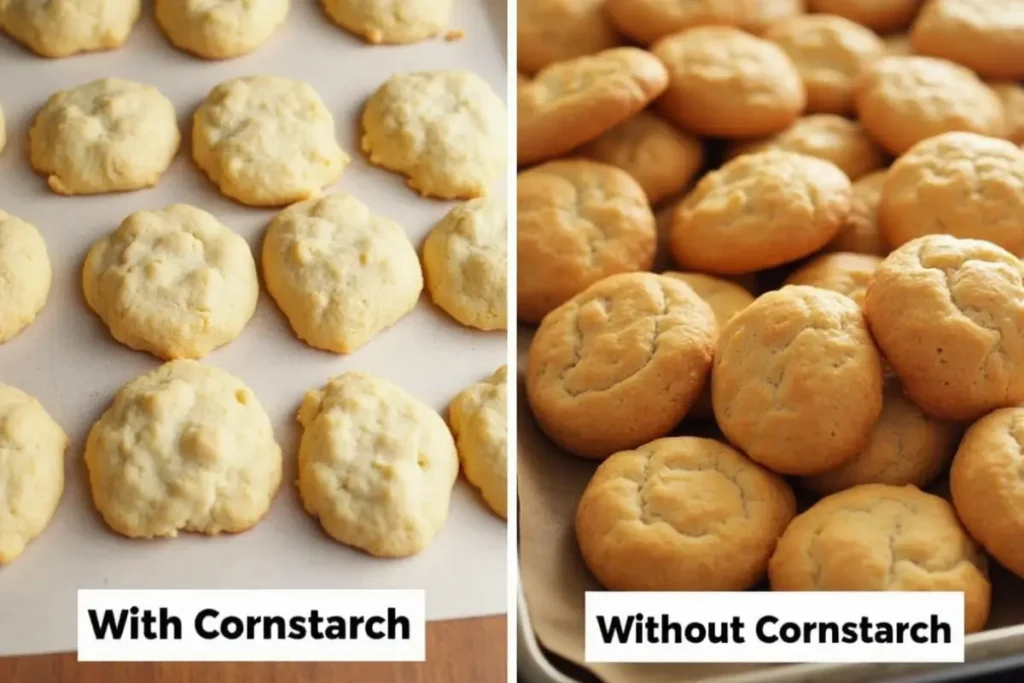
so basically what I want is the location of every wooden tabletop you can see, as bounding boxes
[0,614,506,683]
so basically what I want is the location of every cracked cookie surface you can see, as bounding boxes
[155,0,289,59]
[0,0,140,57]
[606,0,804,46]
[450,366,508,519]
[911,0,1024,80]
[0,211,51,344]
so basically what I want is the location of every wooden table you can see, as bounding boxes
[0,614,506,683]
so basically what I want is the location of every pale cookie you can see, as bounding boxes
[449,366,508,519]
[29,78,179,195]
[83,204,259,360]
[526,272,718,459]
[517,0,621,75]
[769,483,990,633]
[865,235,1024,421]
[880,132,1024,255]
[262,193,422,354]
[824,170,889,256]
[605,0,805,46]
[764,14,885,115]
[992,82,1024,145]
[321,0,451,44]
[809,0,924,32]
[652,26,806,138]
[784,252,884,307]
[576,437,796,591]
[85,360,282,538]
[727,115,886,181]
[155,0,289,59]
[0,0,140,58]
[517,159,656,324]
[297,372,458,557]
[518,48,668,166]
[882,33,915,55]
[854,56,1005,155]
[0,211,51,344]
[362,70,505,199]
[670,151,852,275]
[713,285,885,475]
[912,0,1024,81]
[580,111,704,205]
[0,385,66,564]
[803,380,959,495]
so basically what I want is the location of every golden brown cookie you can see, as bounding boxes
[879,132,1024,255]
[526,272,717,459]
[992,82,1024,145]
[517,160,656,324]
[882,33,915,55]
[769,483,991,634]
[576,437,796,591]
[517,0,621,75]
[606,0,805,46]
[808,0,924,32]
[824,170,890,256]
[865,234,1024,421]
[651,26,806,138]
[518,48,668,167]
[784,252,883,307]
[713,285,885,475]
[854,55,1005,155]
[911,0,1024,81]
[670,151,852,275]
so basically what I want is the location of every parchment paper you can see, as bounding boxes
[0,0,507,658]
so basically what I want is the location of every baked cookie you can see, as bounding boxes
[670,151,851,275]
[363,70,505,199]
[321,0,451,44]
[0,385,66,564]
[0,0,140,57]
[769,483,991,633]
[576,437,796,591]
[911,0,1024,80]
[518,48,668,166]
[605,0,804,46]
[29,78,179,195]
[808,0,924,32]
[83,204,259,360]
[652,26,806,138]
[154,0,289,59]
[85,360,282,538]
[880,132,1024,255]
[449,366,508,519]
[992,82,1024,145]
[713,285,885,475]
[824,170,889,256]
[517,0,621,75]
[865,234,1024,421]
[727,115,886,181]
[193,75,347,207]
[527,273,717,459]
[297,372,458,557]
[882,33,915,55]
[517,159,656,324]
[784,252,884,307]
[854,56,1005,155]
[764,14,885,115]
[0,211,51,344]
[262,193,422,354]
[0,102,5,154]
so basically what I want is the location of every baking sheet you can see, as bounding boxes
[0,0,508,658]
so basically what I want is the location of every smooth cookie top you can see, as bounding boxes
[784,251,884,307]
[321,0,452,44]
[450,366,509,519]
[911,0,1024,80]
[808,0,924,33]
[606,0,804,46]
[517,0,621,75]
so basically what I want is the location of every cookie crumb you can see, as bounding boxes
[444,29,465,42]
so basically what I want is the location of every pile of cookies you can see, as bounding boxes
[519,0,1024,634]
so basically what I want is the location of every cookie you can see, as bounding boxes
[29,78,179,195]
[727,115,886,181]
[580,111,704,205]
[363,70,505,199]
[517,159,656,324]
[526,272,717,459]
[449,366,508,519]
[320,0,451,44]
[824,170,889,256]
[0,211,51,344]
[879,132,1024,255]
[84,360,282,538]
[154,0,289,59]
[854,56,1005,155]
[992,82,1024,145]
[423,198,506,331]
[518,48,668,167]
[262,193,422,354]
[882,33,915,55]
[297,372,458,557]
[517,0,621,75]
[783,252,884,307]
[864,234,1024,421]
[769,483,991,633]
[0,385,66,564]
[605,0,804,46]
[764,14,885,115]
[0,102,6,154]
[670,151,852,275]
[808,0,924,32]
[911,0,1024,81]
[83,204,259,360]
[713,285,885,475]
[0,0,140,57]
[576,437,796,591]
